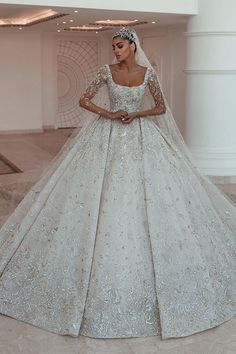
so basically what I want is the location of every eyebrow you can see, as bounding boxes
[112,41,124,47]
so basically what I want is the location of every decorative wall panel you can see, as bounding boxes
[57,39,99,127]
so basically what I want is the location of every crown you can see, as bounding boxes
[112,27,136,43]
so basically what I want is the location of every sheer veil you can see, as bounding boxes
[0,27,236,250]
[126,28,236,231]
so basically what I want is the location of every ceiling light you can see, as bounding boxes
[64,25,110,32]
[0,10,66,27]
[152,21,156,24]
[94,19,146,26]
[74,10,78,13]
[57,29,61,32]
[63,21,66,24]
[69,19,74,22]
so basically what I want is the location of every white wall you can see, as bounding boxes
[0,26,186,133]
[41,33,58,129]
[0,32,43,132]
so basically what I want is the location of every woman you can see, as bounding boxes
[0,27,235,340]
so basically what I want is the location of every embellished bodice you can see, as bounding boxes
[105,64,149,113]
[80,63,165,117]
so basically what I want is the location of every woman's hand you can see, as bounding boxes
[121,112,137,124]
[109,110,128,120]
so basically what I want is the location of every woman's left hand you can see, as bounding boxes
[121,112,137,124]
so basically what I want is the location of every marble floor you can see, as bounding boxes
[0,129,236,354]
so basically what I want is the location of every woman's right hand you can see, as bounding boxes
[109,110,128,120]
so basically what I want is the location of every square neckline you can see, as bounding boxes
[106,64,149,88]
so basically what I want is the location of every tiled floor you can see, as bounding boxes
[0,129,236,354]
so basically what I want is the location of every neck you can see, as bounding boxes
[118,56,137,72]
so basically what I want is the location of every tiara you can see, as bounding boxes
[112,27,136,42]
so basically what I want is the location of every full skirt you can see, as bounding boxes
[0,116,236,339]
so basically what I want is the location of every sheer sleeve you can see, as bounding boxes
[79,64,107,102]
[147,68,166,114]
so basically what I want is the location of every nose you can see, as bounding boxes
[114,47,120,55]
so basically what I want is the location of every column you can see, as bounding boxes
[185,0,236,175]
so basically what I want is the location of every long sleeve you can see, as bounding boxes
[79,65,107,102]
[148,68,166,113]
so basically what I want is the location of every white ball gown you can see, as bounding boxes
[0,64,236,340]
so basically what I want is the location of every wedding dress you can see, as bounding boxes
[0,61,236,340]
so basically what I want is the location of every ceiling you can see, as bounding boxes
[0,4,189,33]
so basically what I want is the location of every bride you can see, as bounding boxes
[0,27,235,340]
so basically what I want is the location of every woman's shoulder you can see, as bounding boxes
[108,64,119,73]
[98,63,108,71]
[137,64,149,72]
[94,64,109,79]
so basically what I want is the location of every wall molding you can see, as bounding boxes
[183,31,236,37]
[190,147,236,176]
[0,129,43,135]
[42,125,56,130]
[190,146,236,155]
[208,175,236,184]
[198,166,236,176]
[184,69,236,75]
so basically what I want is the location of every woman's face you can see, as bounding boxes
[112,37,134,62]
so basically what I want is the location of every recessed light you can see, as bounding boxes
[67,25,107,31]
[57,29,61,32]
[95,31,98,34]
[0,10,64,27]
[63,21,66,24]
[69,19,74,22]
[151,21,156,24]
[56,23,60,26]
[95,19,143,25]
[74,10,78,13]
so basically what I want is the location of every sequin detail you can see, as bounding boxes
[0,65,236,340]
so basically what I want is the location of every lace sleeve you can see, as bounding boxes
[79,65,107,102]
[148,68,166,114]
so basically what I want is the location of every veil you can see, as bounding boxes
[0,27,236,246]
[125,28,236,231]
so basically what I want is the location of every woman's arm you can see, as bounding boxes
[79,65,110,118]
[121,68,166,124]
[79,65,128,120]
